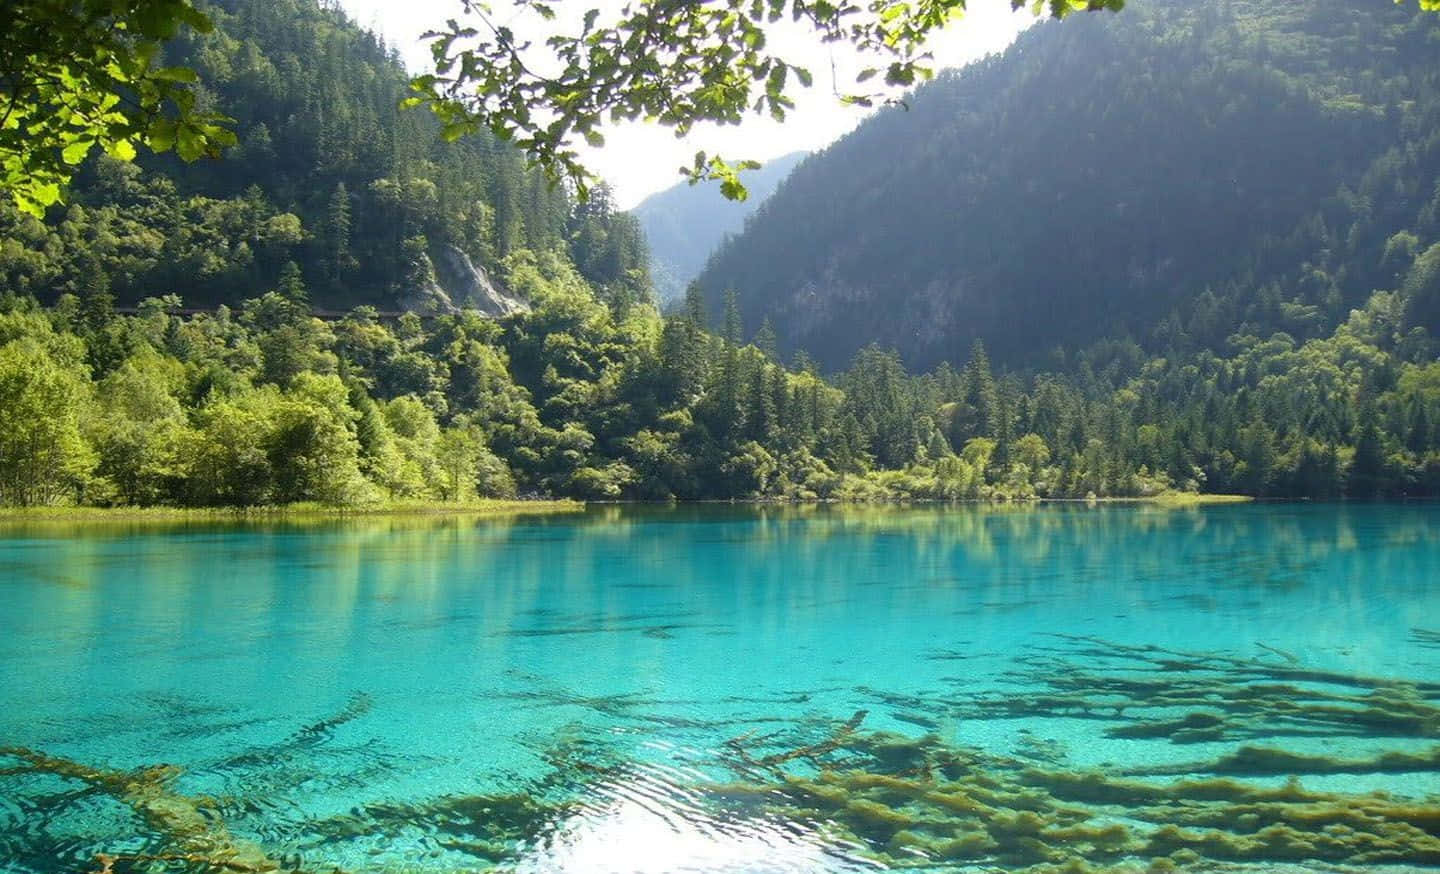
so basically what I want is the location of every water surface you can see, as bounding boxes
[2,504,1438,872]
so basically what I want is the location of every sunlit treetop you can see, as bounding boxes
[0,0,235,217]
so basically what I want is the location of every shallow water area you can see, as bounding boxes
[1,503,1439,873]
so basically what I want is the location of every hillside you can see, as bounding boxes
[0,0,650,315]
[697,0,1440,371]
[633,151,806,303]
[1,0,1438,510]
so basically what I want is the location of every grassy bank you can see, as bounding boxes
[1036,492,1254,507]
[0,493,1256,525]
[1136,492,1254,507]
[0,499,583,523]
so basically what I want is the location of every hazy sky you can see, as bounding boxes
[339,0,1035,208]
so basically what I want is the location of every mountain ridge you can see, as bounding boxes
[697,0,1440,371]
[633,151,806,303]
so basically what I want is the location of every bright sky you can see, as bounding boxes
[339,0,1036,209]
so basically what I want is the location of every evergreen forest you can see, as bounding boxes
[1,0,1439,508]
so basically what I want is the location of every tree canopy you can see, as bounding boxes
[1,0,1440,508]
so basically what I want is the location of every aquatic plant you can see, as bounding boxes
[4,638,1439,872]
[0,745,285,872]
[708,713,1440,870]
[934,634,1440,750]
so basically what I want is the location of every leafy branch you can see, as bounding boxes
[407,0,1125,200]
[0,0,235,217]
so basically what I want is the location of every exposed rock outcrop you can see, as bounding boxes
[397,244,528,317]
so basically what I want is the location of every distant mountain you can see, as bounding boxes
[697,0,1440,371]
[633,151,806,303]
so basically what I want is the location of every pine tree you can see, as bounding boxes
[771,366,790,440]
[747,362,775,442]
[702,290,748,444]
[1408,397,1431,453]
[1349,418,1387,498]
[326,182,352,283]
[966,340,997,438]
[754,317,778,361]
[278,261,309,307]
[723,289,743,348]
[684,282,707,333]
[79,257,115,336]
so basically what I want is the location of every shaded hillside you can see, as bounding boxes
[634,151,806,303]
[698,0,1440,371]
[0,0,650,314]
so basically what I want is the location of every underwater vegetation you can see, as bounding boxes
[711,721,1440,871]
[2,637,1438,873]
[952,635,1440,752]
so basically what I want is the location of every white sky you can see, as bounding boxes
[339,0,1036,208]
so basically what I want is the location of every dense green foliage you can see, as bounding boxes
[701,0,1440,372]
[3,0,1439,508]
[635,151,806,303]
[0,0,235,217]
[1,273,1438,506]
[0,0,650,314]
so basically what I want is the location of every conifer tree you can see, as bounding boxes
[278,262,309,307]
[754,318,778,362]
[326,182,352,283]
[723,290,743,348]
[79,259,115,336]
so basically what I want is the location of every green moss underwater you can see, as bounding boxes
[3,635,1440,873]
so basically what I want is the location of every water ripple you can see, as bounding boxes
[514,762,882,874]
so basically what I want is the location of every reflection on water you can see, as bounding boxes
[0,504,1438,872]
[512,763,876,874]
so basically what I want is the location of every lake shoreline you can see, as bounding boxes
[595,492,1259,507]
[0,492,1256,523]
[0,499,584,523]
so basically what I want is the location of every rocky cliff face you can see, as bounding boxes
[398,244,529,317]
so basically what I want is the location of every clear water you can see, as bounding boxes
[1,504,1438,873]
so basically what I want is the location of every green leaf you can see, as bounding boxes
[720,178,749,201]
[204,125,238,149]
[104,139,138,162]
[152,66,199,83]
[176,126,204,162]
[584,130,605,147]
[61,139,93,165]
[13,197,44,219]
[147,119,177,153]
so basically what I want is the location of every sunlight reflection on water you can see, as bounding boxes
[515,766,880,874]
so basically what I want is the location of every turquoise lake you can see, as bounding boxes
[2,503,1439,873]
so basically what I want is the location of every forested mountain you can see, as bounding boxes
[0,0,651,315]
[1,0,1439,509]
[699,0,1440,371]
[634,151,806,303]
